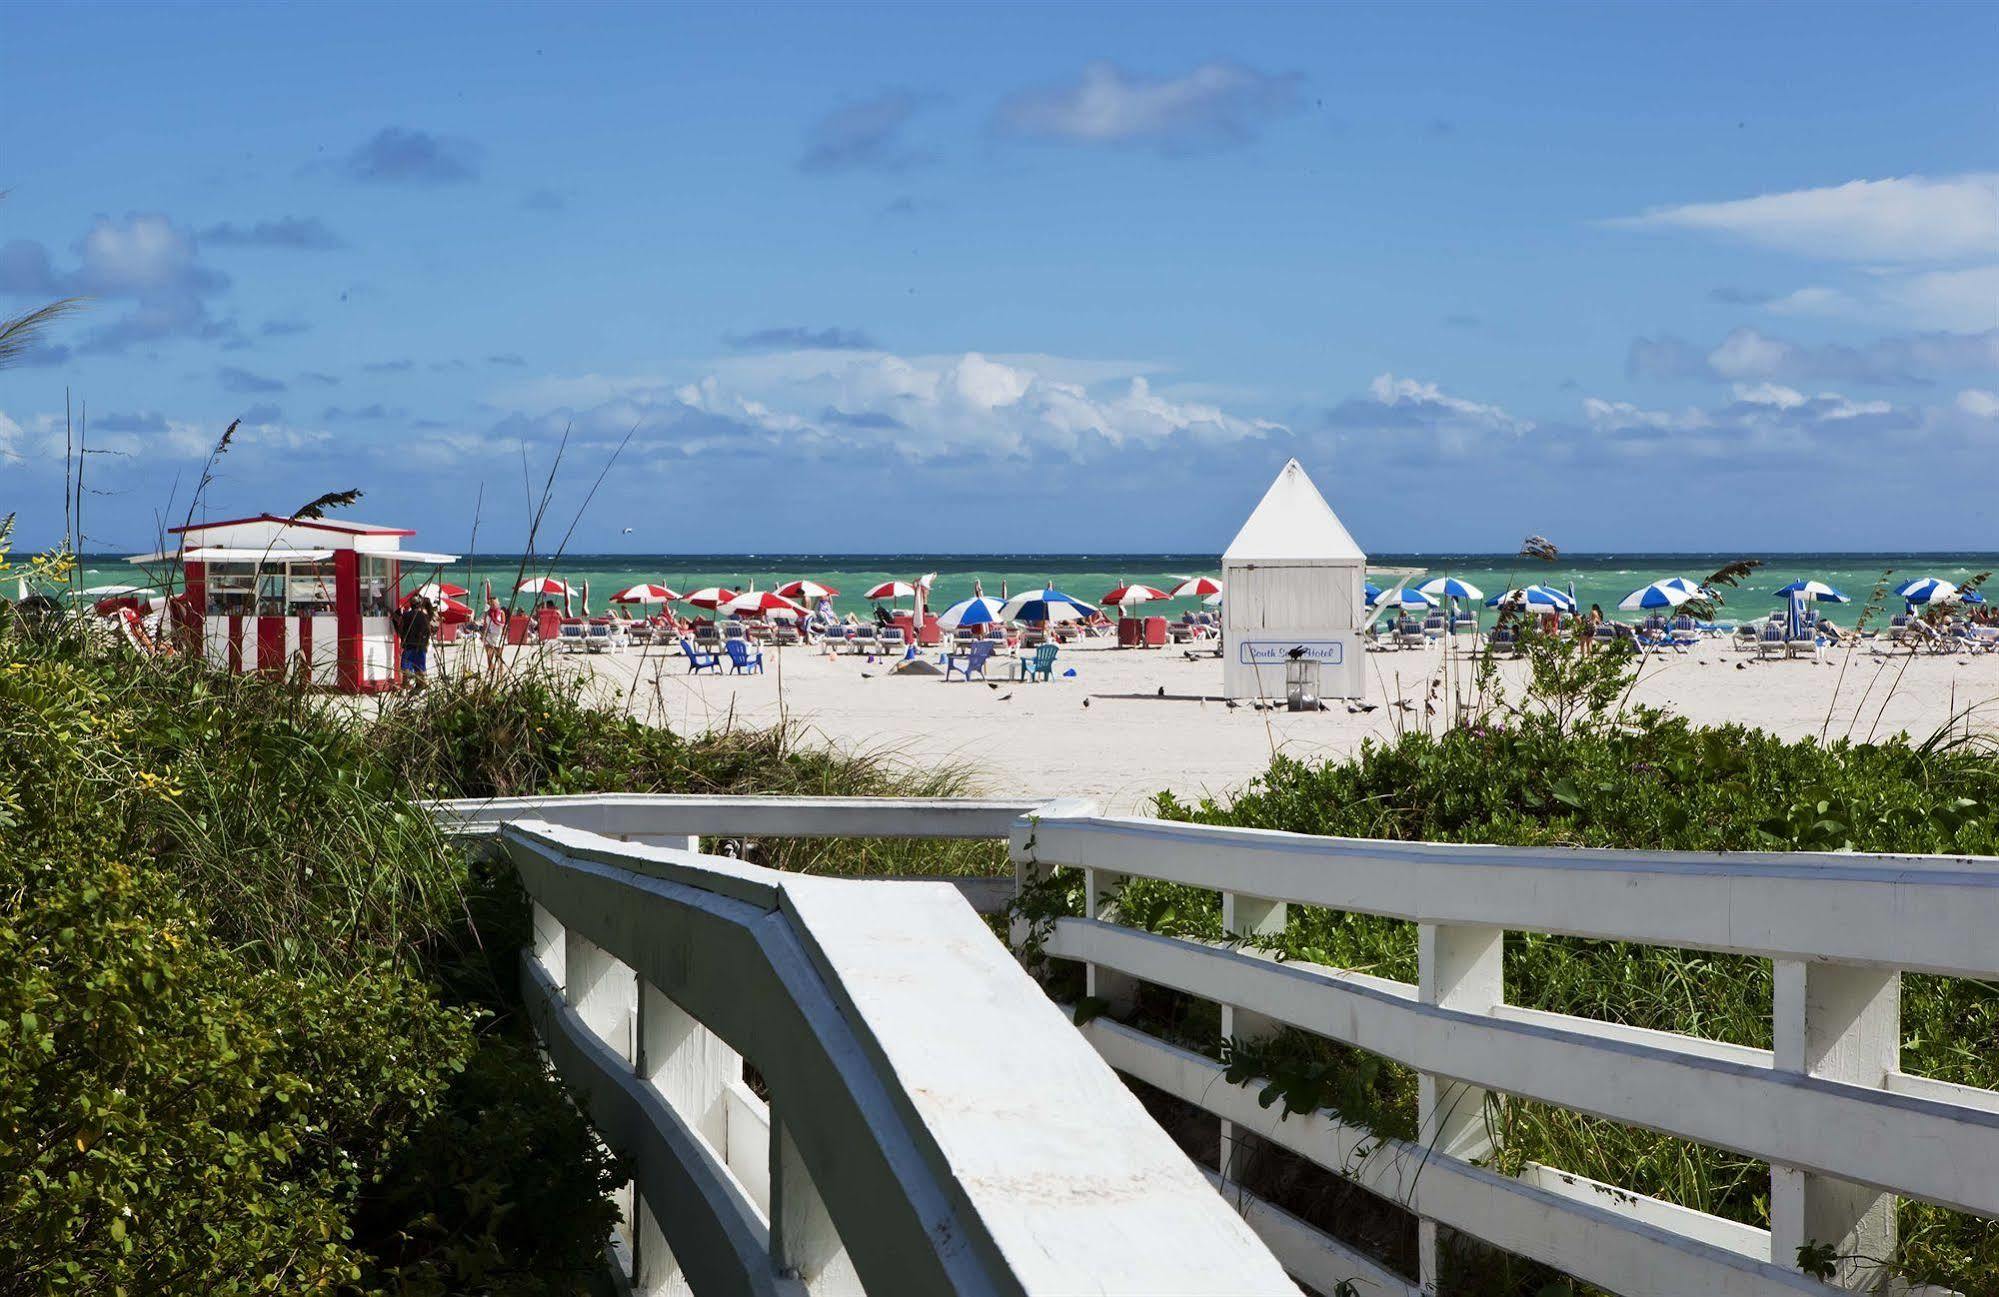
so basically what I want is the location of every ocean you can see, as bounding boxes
[76,551,1999,626]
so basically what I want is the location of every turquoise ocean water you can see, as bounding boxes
[81,552,1999,627]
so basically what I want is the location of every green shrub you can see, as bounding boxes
[1137,710,1999,1291]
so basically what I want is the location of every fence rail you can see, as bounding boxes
[1016,806,1999,1296]
[438,793,1999,1296]
[486,805,1290,1296]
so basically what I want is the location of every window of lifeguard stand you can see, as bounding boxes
[358,556,396,616]
[205,562,257,615]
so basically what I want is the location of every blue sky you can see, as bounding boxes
[3,1,1995,555]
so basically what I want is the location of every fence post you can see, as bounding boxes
[770,1114,861,1294]
[1220,892,1288,1182]
[1084,867,1138,1017]
[1770,960,1899,1288]
[566,931,639,1280]
[1416,922,1504,1294]
[639,981,737,1154]
[531,899,566,985]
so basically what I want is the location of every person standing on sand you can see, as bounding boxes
[395,596,434,687]
[482,596,508,677]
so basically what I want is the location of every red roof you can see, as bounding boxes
[168,513,416,537]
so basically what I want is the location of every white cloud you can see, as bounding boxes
[1874,265,1999,332]
[1366,373,1532,433]
[994,61,1300,150]
[1958,388,1999,419]
[1612,173,1999,264]
[483,349,1285,464]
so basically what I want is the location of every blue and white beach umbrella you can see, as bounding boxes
[1618,579,1698,612]
[1419,577,1485,601]
[1364,580,1382,606]
[1375,587,1434,611]
[936,596,1010,628]
[999,587,1098,624]
[1487,584,1574,612]
[1774,579,1850,604]
[1896,577,1959,604]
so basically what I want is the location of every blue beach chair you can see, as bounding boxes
[678,636,720,674]
[944,639,996,681]
[1023,642,1059,681]
[725,639,764,674]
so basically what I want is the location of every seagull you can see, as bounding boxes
[1156,685,1166,697]
[621,526,634,534]
[1224,699,1240,710]
[986,681,999,690]
[997,693,1013,702]
[1082,698,1091,709]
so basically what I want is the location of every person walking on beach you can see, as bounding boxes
[394,596,434,687]
[482,596,508,678]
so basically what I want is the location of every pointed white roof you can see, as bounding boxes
[1223,459,1365,563]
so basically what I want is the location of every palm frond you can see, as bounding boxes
[290,488,363,521]
[0,298,86,369]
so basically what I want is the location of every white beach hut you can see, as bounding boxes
[1221,459,1368,700]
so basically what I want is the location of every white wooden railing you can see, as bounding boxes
[437,796,1292,1296]
[435,794,1999,1297]
[1016,804,1999,1297]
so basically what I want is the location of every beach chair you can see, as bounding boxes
[851,626,880,654]
[678,637,720,674]
[944,639,996,681]
[725,640,764,674]
[583,622,616,653]
[1422,614,1446,641]
[1887,613,1911,642]
[1019,625,1048,648]
[694,623,721,649]
[879,626,908,653]
[1021,642,1059,682]
[1449,612,1477,635]
[1394,617,1425,650]
[1489,625,1521,656]
[773,622,800,646]
[1756,623,1787,659]
[557,620,588,652]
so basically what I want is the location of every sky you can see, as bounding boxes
[2,1,1995,556]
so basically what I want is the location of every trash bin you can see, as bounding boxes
[1285,656,1319,712]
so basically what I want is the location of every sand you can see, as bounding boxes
[495,633,1999,814]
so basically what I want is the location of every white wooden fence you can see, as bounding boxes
[434,794,1999,1296]
[1018,804,1999,1297]
[439,796,1292,1296]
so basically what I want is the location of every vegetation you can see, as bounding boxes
[1020,625,1999,1292]
[0,571,987,1293]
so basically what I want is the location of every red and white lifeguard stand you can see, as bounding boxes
[127,514,458,693]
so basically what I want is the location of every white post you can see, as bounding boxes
[634,1198,691,1297]
[1770,960,1899,1288]
[770,1116,861,1293]
[531,899,566,984]
[1084,867,1137,1017]
[1416,922,1504,1294]
[1220,892,1287,1182]
[639,981,736,1154]
[566,931,638,1273]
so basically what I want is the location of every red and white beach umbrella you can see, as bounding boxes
[1101,584,1170,607]
[612,583,681,604]
[436,597,473,625]
[1170,576,1223,600]
[516,576,575,597]
[776,579,839,601]
[864,580,917,601]
[724,589,807,618]
[683,586,740,610]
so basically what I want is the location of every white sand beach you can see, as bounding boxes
[507,637,1999,814]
